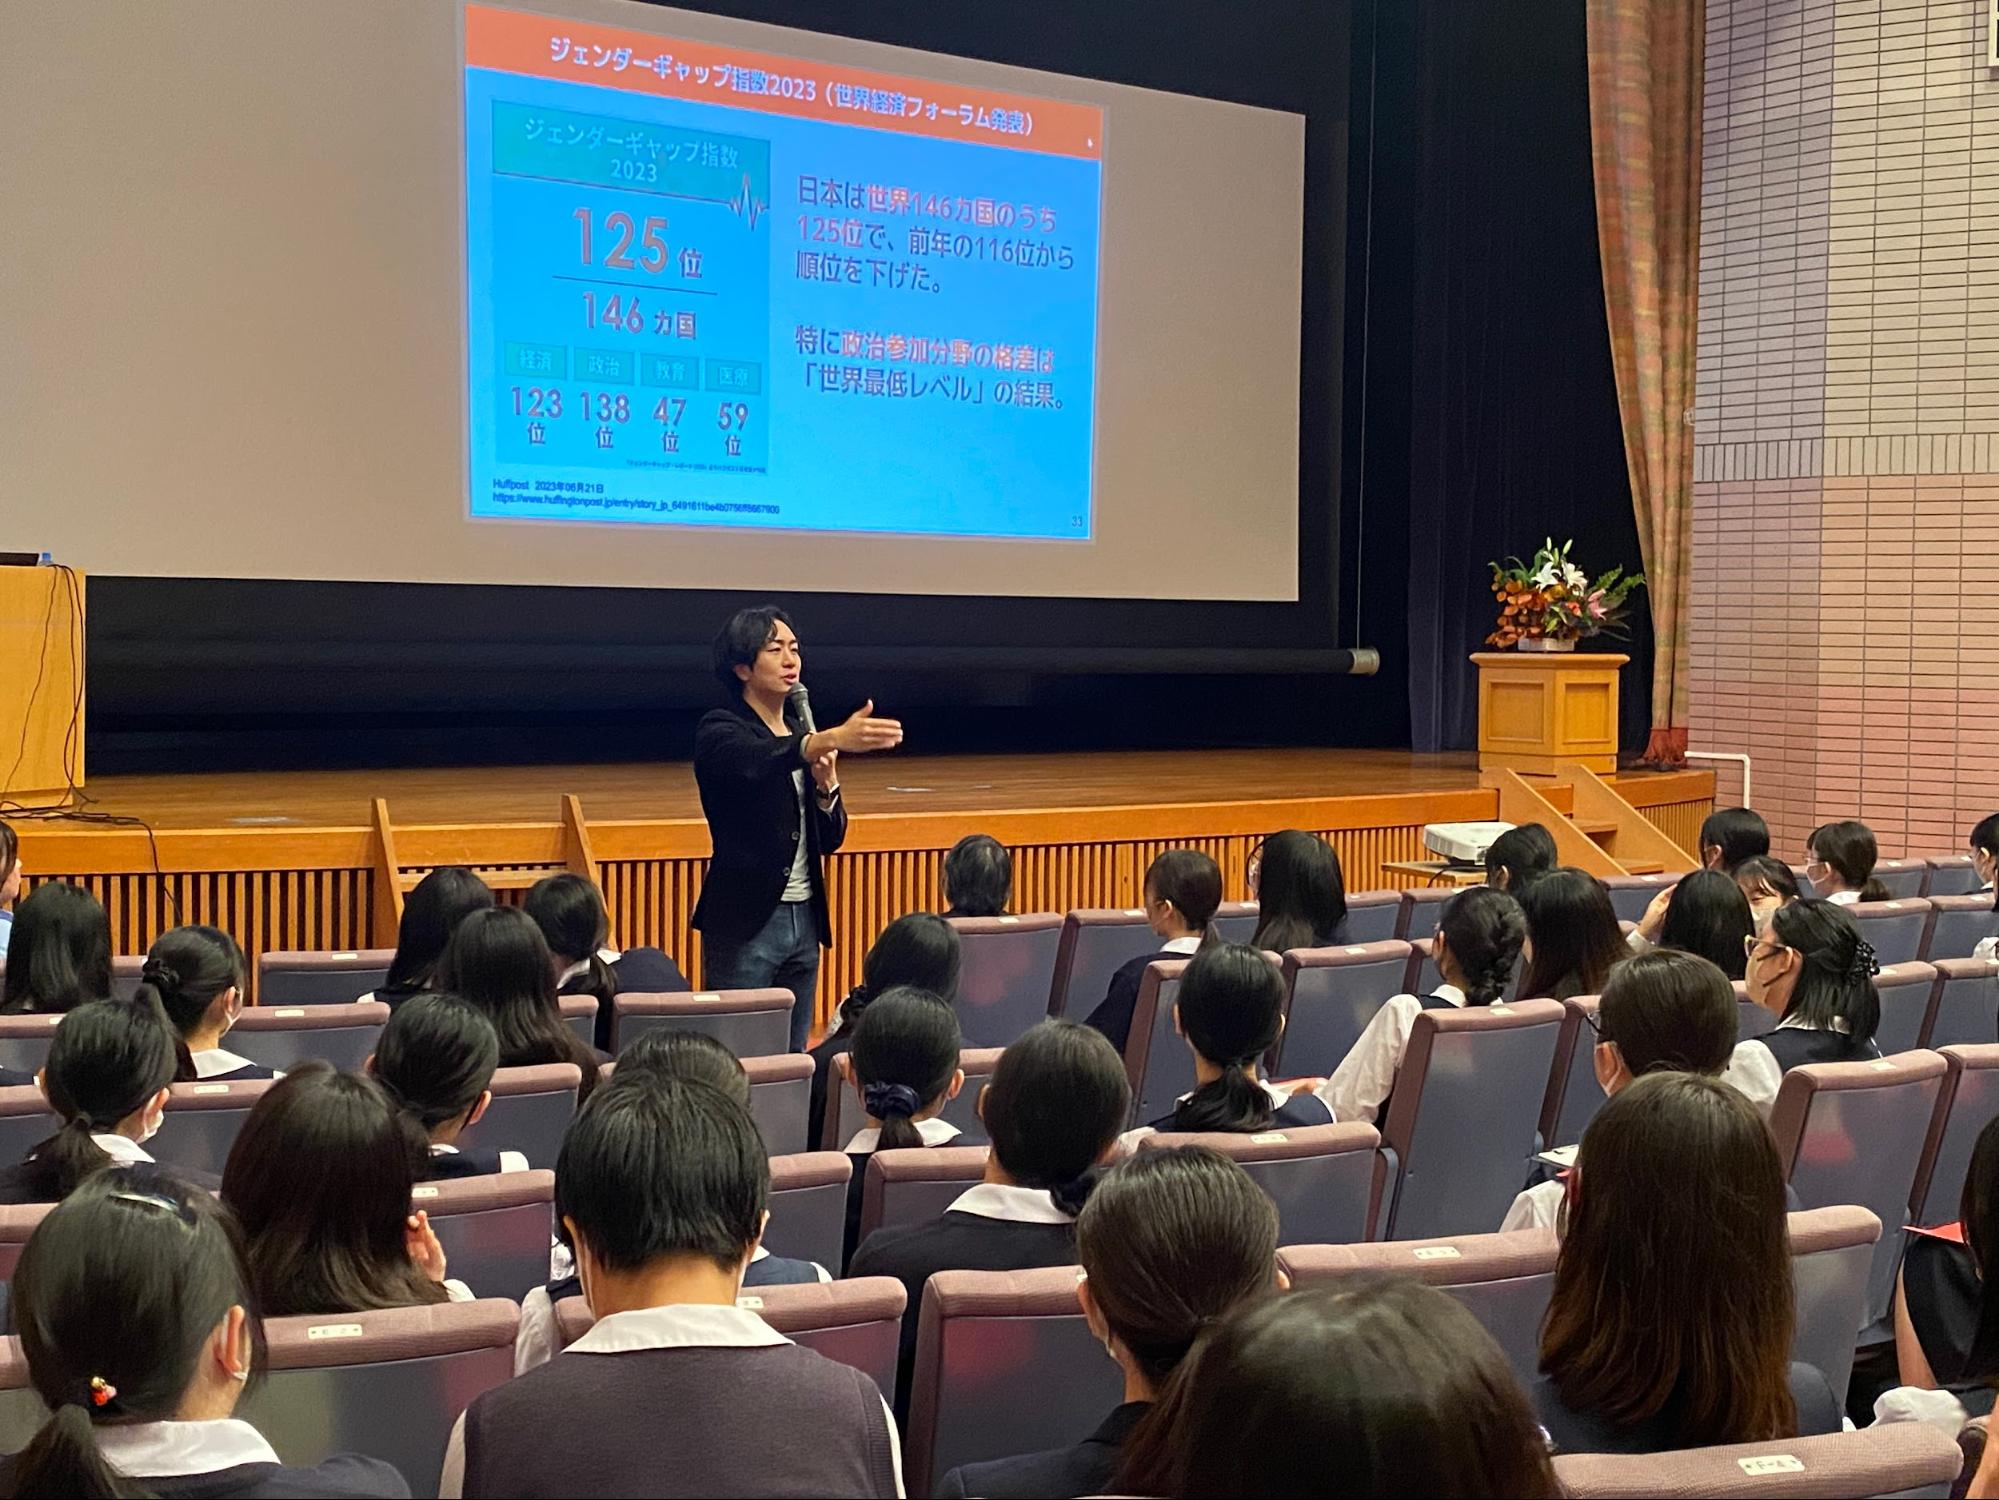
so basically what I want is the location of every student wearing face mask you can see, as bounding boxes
[1965,815,1999,962]
[136,926,271,1083]
[1500,951,1739,1232]
[1725,900,1883,1115]
[1734,857,1802,932]
[0,998,189,1203]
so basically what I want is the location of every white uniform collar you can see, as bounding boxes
[1430,982,1468,1007]
[947,1181,1074,1225]
[190,1048,257,1079]
[1159,935,1202,956]
[568,1302,790,1355]
[91,1134,154,1164]
[1826,889,1861,906]
[1776,1015,1853,1035]
[842,1116,962,1154]
[94,1419,279,1478]
[1174,1078,1294,1107]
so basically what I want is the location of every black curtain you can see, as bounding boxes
[1397,0,1653,754]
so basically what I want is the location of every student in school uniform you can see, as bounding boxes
[367,993,528,1180]
[1168,1282,1560,1499]
[1896,1110,1999,1421]
[515,1032,831,1376]
[1500,950,1739,1232]
[808,913,961,1152]
[1962,814,1999,963]
[1700,806,1771,873]
[436,907,600,1094]
[0,997,190,1203]
[1734,856,1803,931]
[222,1064,471,1316]
[1125,942,1330,1142]
[525,872,688,1052]
[1535,1072,1843,1453]
[1627,869,1755,979]
[1247,830,1348,952]
[840,987,964,1262]
[360,866,494,1009]
[442,1078,905,1499]
[136,925,273,1083]
[0,819,19,958]
[936,1145,1282,1500]
[1517,869,1626,1002]
[848,1019,1131,1416]
[1803,819,1892,904]
[1725,899,1884,1115]
[0,1166,410,1499]
[0,879,112,1014]
[1483,822,1557,894]
[1311,886,1526,1125]
[1084,850,1222,1053]
[940,834,1012,919]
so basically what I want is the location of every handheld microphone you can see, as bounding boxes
[787,682,817,734]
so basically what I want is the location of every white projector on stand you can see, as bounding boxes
[1422,821,1517,865]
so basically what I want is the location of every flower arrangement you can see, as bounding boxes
[1487,538,1644,649]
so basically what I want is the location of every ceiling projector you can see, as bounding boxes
[1422,821,1517,865]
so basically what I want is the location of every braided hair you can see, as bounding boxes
[1435,887,1527,1006]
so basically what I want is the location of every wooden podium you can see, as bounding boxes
[1472,650,1625,776]
[0,566,85,804]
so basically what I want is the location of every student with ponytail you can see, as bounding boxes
[0,998,186,1204]
[1727,898,1884,1115]
[840,987,964,1260]
[1144,942,1330,1135]
[1804,820,1892,904]
[936,1146,1283,1499]
[1314,886,1527,1124]
[367,994,527,1180]
[807,912,961,1150]
[523,873,687,1051]
[850,1019,1131,1416]
[136,926,270,1083]
[0,1166,409,1499]
[1084,849,1223,1052]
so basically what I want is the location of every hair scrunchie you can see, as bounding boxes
[139,958,181,996]
[1849,938,1881,981]
[862,1081,923,1120]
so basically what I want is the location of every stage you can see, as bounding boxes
[16,749,1714,1015]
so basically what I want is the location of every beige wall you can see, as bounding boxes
[1692,0,1999,857]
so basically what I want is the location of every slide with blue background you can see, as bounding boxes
[464,6,1103,541]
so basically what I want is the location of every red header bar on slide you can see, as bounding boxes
[465,6,1104,161]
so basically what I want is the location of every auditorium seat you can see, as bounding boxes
[1847,899,1932,967]
[1272,940,1416,1077]
[0,1086,51,1171]
[413,1169,555,1303]
[1769,1050,1949,1330]
[228,1001,388,1074]
[1396,887,1455,940]
[556,993,596,1049]
[823,1048,1001,1153]
[148,1077,276,1178]
[905,1265,1121,1498]
[1922,893,1996,963]
[1372,1000,1566,1241]
[1739,993,1777,1041]
[1539,995,1604,1150]
[1550,1424,1961,1500]
[742,1052,815,1155]
[611,988,792,1056]
[1925,854,1982,898]
[1403,935,1442,996]
[109,954,144,1001]
[1872,963,1942,1056]
[1212,900,1260,945]
[1139,1123,1378,1245]
[0,1204,51,1281]
[0,1014,62,1077]
[1600,871,1678,923]
[1788,1205,1883,1406]
[239,1299,519,1497]
[856,1145,989,1243]
[455,1063,581,1171]
[947,913,1064,1048]
[1872,858,1929,899]
[1278,1229,1559,1387]
[552,1277,908,1397]
[1920,959,1999,1052]
[1122,959,1193,1127]
[256,948,396,1005]
[764,1151,852,1271]
[1910,1044,1999,1227]
[1047,908,1160,1020]
[1342,890,1402,942]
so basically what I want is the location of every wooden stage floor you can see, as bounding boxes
[67,747,1509,830]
